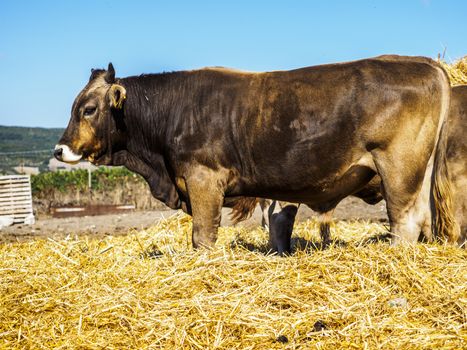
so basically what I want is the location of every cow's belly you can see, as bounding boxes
[233,154,376,206]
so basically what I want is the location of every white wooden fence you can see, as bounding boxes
[0,175,34,226]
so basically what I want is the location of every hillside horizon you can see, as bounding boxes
[0,125,65,174]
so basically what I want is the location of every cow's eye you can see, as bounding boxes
[83,107,97,116]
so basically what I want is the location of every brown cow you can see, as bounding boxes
[55,55,455,251]
[446,85,467,246]
[241,85,466,252]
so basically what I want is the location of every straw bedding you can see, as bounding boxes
[1,214,466,349]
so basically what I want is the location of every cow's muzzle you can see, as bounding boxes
[54,144,82,164]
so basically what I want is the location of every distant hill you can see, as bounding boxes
[0,125,64,174]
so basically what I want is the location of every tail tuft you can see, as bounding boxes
[432,121,460,243]
[230,197,260,224]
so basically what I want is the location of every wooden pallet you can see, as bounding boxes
[0,175,34,225]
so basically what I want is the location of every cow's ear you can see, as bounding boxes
[108,84,126,109]
[104,63,116,84]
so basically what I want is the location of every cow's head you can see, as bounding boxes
[55,63,127,165]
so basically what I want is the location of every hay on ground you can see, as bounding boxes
[440,56,467,86]
[1,213,466,349]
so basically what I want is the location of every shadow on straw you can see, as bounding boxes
[229,238,270,254]
[359,231,432,246]
[229,236,350,256]
[358,232,393,246]
[292,237,348,252]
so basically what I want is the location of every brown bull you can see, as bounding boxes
[239,85,466,252]
[55,55,455,250]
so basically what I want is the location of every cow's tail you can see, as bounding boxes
[431,66,459,243]
[230,197,260,224]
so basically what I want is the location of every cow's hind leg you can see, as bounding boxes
[372,148,434,244]
[318,208,336,247]
[259,199,273,229]
[268,201,299,255]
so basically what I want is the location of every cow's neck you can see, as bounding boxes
[110,73,195,209]
[111,149,182,209]
[118,72,192,156]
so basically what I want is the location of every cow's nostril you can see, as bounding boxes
[54,147,63,160]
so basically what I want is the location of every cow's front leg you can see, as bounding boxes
[185,168,225,249]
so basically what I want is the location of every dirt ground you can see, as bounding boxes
[0,197,387,243]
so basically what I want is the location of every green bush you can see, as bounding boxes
[31,167,143,195]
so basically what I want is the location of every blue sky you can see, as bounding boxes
[1,0,466,128]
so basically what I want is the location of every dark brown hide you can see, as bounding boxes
[257,86,466,252]
[56,56,452,249]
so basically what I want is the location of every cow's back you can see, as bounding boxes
[224,56,447,201]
